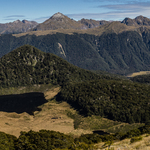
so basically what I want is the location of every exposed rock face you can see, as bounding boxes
[122,16,150,26]
[135,16,150,26]
[121,17,137,26]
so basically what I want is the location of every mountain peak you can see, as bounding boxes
[122,15,150,26]
[13,20,21,24]
[22,20,30,24]
[135,15,145,20]
[50,12,65,19]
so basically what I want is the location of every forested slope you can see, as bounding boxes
[1,45,150,125]
[59,79,150,124]
[1,30,150,74]
[0,45,115,88]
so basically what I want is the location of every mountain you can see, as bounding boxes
[1,14,150,75]
[32,12,87,31]
[31,12,110,31]
[0,45,116,88]
[1,45,150,149]
[1,13,150,35]
[60,78,150,124]
[1,28,150,75]
[2,44,150,125]
[0,20,38,34]
[122,15,150,26]
[78,18,110,28]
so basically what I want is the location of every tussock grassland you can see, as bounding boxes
[0,84,144,138]
[13,21,148,37]
[127,71,150,77]
[0,85,92,137]
[1,85,150,149]
[97,134,150,150]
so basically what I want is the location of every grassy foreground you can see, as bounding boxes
[0,84,150,149]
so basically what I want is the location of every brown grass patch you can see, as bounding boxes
[13,22,150,37]
[127,71,150,77]
[44,87,60,100]
[0,87,92,137]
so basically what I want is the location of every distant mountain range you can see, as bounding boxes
[0,20,38,34]
[1,12,150,34]
[1,13,150,74]
[122,15,150,26]
[32,12,110,31]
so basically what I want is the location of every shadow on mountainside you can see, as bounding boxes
[0,92,47,115]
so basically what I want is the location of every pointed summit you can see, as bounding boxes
[121,17,137,26]
[32,12,86,31]
[135,15,150,26]
[50,12,65,19]
[122,15,150,26]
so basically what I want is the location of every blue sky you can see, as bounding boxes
[1,0,150,23]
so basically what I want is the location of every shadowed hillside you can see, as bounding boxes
[0,92,47,114]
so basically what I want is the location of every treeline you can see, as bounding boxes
[131,74,150,84]
[1,124,150,150]
[59,79,150,123]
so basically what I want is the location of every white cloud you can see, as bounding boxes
[34,16,50,23]
[68,1,150,21]
[3,15,26,22]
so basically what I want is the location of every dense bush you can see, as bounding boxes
[16,130,74,150]
[0,45,104,88]
[60,79,150,123]
[131,74,150,84]
[1,124,150,149]
[130,136,142,143]
[0,131,17,150]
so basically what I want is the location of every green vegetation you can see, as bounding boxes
[1,44,150,124]
[130,136,142,143]
[131,74,150,84]
[1,44,150,149]
[0,131,17,150]
[0,84,54,96]
[0,123,150,150]
[0,45,104,88]
[75,115,144,134]
[1,29,150,74]
[60,79,150,123]
[16,130,74,150]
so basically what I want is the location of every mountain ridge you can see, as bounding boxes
[32,12,88,31]
[0,20,38,34]
[1,30,150,75]
[122,15,150,26]
[1,13,150,35]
